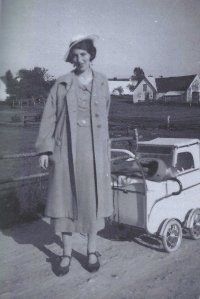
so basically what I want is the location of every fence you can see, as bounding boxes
[24,114,42,126]
[166,114,200,130]
[0,152,48,228]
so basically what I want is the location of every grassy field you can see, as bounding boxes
[110,96,200,138]
[1,98,200,226]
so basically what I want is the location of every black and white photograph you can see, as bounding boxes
[0,0,200,298]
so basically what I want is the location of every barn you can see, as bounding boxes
[156,75,200,103]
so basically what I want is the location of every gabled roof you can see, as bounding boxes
[155,75,197,93]
[133,76,157,91]
[145,77,157,90]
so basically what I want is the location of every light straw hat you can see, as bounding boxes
[64,34,99,62]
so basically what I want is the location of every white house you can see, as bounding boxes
[0,77,8,101]
[132,76,157,102]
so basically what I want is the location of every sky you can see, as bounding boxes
[0,0,200,79]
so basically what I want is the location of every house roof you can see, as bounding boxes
[155,75,197,93]
[133,76,157,92]
[145,77,157,90]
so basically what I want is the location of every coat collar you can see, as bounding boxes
[58,69,105,88]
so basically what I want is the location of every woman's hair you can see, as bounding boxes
[68,39,96,63]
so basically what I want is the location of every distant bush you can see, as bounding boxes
[0,101,9,106]
[34,111,43,122]
[11,114,22,122]
[112,86,124,95]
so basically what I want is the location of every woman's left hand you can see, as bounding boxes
[39,154,49,169]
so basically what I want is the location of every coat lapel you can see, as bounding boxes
[61,72,78,168]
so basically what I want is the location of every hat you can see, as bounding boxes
[64,34,99,62]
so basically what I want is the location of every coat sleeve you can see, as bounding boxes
[35,81,58,155]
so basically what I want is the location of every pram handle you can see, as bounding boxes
[111,149,135,160]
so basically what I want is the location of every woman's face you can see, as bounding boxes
[71,48,91,72]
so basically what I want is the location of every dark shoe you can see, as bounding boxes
[56,255,71,277]
[87,252,100,273]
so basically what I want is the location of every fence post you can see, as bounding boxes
[126,126,133,151]
[126,126,131,136]
[134,128,139,143]
[134,128,139,153]
[167,116,170,130]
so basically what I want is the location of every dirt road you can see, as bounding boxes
[1,218,200,299]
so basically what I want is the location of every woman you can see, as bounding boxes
[35,34,113,276]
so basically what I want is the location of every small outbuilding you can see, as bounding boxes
[108,78,134,95]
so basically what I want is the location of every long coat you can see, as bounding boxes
[35,70,113,220]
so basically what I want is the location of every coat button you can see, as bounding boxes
[82,119,86,124]
[97,124,102,128]
[56,140,61,146]
[94,101,99,106]
[95,113,100,117]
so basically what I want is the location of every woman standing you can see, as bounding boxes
[35,34,113,276]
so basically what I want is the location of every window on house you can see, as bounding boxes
[143,84,147,92]
[176,152,194,172]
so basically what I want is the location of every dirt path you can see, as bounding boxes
[1,218,200,299]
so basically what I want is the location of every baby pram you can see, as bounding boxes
[110,137,200,252]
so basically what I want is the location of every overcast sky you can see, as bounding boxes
[1,0,200,79]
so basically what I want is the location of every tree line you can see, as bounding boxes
[5,67,56,105]
[4,66,146,103]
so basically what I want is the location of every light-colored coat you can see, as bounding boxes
[35,70,113,220]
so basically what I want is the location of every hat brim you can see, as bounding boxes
[64,34,99,62]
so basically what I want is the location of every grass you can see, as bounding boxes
[1,99,200,227]
[109,96,200,140]
[110,96,200,124]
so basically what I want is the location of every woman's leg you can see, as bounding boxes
[87,232,98,264]
[60,232,72,267]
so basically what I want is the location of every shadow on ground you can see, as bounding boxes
[1,218,94,276]
[99,219,165,252]
[1,216,173,278]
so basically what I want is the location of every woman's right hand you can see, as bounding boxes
[39,154,49,169]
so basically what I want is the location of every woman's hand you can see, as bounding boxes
[39,154,49,169]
